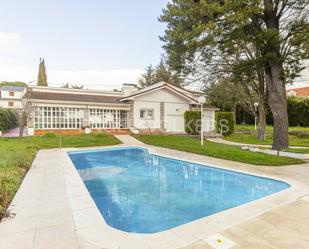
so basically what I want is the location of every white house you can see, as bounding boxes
[0,86,26,109]
[25,82,219,136]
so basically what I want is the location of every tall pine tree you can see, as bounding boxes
[37,58,48,86]
[160,0,309,150]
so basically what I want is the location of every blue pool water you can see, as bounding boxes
[68,147,289,234]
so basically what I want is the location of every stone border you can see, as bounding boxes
[62,145,309,249]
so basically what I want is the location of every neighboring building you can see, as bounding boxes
[286,86,309,98]
[25,82,219,136]
[0,86,26,109]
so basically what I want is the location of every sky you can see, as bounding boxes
[0,0,169,89]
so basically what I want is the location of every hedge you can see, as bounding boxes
[0,108,18,132]
[287,97,309,127]
[184,110,201,135]
[215,112,234,135]
[236,97,309,127]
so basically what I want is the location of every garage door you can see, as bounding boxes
[164,103,189,132]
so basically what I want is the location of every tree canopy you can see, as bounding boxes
[37,58,48,86]
[138,59,184,88]
[160,0,309,149]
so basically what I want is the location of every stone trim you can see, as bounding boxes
[128,101,134,128]
[160,102,165,130]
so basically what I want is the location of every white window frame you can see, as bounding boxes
[140,109,154,120]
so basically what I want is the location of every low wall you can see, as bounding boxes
[34,129,130,136]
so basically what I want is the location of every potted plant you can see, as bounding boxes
[83,125,92,134]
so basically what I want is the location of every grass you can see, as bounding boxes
[225,133,309,147]
[0,133,120,219]
[134,135,304,166]
[236,124,309,133]
[284,148,309,154]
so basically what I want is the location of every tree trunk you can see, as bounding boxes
[19,126,24,137]
[256,102,266,140]
[231,103,237,126]
[265,64,289,150]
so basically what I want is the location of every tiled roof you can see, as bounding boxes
[286,87,309,97]
[25,91,124,104]
[0,86,26,91]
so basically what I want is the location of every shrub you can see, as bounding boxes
[0,109,18,132]
[297,132,309,139]
[184,111,201,135]
[287,97,309,127]
[236,97,309,127]
[216,112,234,135]
[0,170,10,218]
[42,132,57,138]
[14,153,33,170]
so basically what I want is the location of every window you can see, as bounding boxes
[8,101,14,107]
[89,108,128,129]
[140,109,154,120]
[34,106,84,129]
[9,91,14,97]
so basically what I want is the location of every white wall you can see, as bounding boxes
[202,110,216,132]
[133,101,161,129]
[0,90,25,99]
[0,99,23,109]
[164,103,189,132]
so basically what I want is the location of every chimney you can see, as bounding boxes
[121,83,138,96]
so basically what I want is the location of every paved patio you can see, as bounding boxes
[1,128,28,138]
[0,135,309,249]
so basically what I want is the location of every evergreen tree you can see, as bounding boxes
[154,59,183,87]
[138,59,184,88]
[160,0,309,150]
[138,65,156,88]
[37,58,48,86]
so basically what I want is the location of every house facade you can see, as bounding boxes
[0,86,26,109]
[25,82,218,136]
[286,86,309,98]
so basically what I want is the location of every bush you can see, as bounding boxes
[297,132,309,139]
[236,97,309,127]
[0,109,18,132]
[287,97,309,127]
[216,112,234,135]
[42,132,57,138]
[184,111,201,135]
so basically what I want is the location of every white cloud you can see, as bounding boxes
[0,30,24,55]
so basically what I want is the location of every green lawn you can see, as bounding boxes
[225,133,309,147]
[0,133,120,218]
[236,124,309,133]
[284,148,309,154]
[135,135,304,166]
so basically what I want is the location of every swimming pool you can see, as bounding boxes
[68,147,289,234]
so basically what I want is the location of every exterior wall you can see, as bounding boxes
[0,90,25,99]
[35,129,82,136]
[202,110,216,132]
[34,128,130,136]
[0,99,23,109]
[133,101,161,129]
[164,103,189,132]
[132,88,192,132]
